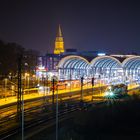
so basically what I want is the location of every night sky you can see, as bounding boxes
[0,0,140,54]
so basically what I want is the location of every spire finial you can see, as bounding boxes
[58,24,62,37]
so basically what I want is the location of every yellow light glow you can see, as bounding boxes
[54,25,65,54]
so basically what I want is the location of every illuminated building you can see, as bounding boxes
[36,56,46,77]
[45,53,61,71]
[36,25,106,78]
[36,25,140,83]
[36,50,140,84]
[35,26,140,84]
[58,55,140,85]
[54,25,65,54]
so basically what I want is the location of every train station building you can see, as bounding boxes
[36,26,140,84]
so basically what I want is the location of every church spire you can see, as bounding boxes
[54,25,65,55]
[58,24,62,37]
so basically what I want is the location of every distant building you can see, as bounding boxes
[45,53,61,71]
[36,25,105,78]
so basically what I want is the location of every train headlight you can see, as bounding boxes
[109,92,114,96]
[105,92,109,96]
[105,91,114,96]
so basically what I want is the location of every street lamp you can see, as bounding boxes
[27,75,30,94]
[99,75,101,95]
[46,75,50,95]
[17,55,24,140]
[51,75,59,140]
[4,78,8,101]
[42,77,47,108]
[70,69,72,93]
[91,77,94,96]
[24,73,30,92]
[80,76,84,101]
[52,77,55,106]
[51,75,58,106]
[56,83,59,140]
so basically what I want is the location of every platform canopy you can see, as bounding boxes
[57,55,140,83]
[90,56,122,74]
[90,56,122,68]
[122,56,140,70]
[122,56,140,81]
[58,55,90,80]
[58,55,89,69]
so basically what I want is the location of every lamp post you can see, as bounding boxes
[80,76,84,101]
[51,75,58,107]
[17,55,24,140]
[99,75,101,95]
[52,78,55,106]
[56,84,59,140]
[70,68,72,93]
[43,77,47,107]
[27,75,30,94]
[4,78,8,101]
[92,77,94,95]
[37,76,40,86]
[46,75,49,95]
[24,73,30,94]
[52,75,59,140]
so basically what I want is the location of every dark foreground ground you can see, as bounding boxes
[14,94,140,140]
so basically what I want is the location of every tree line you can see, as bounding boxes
[0,40,39,78]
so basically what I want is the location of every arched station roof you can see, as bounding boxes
[58,55,140,71]
[90,56,122,69]
[57,55,89,69]
[122,56,140,70]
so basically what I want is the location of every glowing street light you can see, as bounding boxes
[80,76,84,101]
[91,77,94,100]
[4,78,8,101]
[24,73,30,93]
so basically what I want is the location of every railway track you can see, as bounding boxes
[0,98,106,140]
[0,86,107,140]
[0,86,106,120]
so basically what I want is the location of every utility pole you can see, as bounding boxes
[4,78,8,101]
[17,55,24,140]
[99,75,101,95]
[70,69,72,93]
[92,77,94,99]
[52,78,55,106]
[43,77,46,107]
[17,55,22,121]
[80,77,84,101]
[56,84,58,140]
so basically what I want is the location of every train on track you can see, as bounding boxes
[105,84,128,98]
